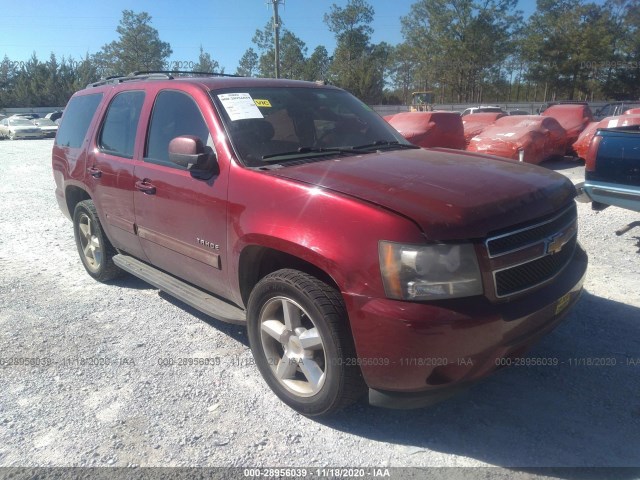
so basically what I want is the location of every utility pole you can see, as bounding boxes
[269,0,284,78]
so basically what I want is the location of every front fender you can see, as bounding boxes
[226,165,424,305]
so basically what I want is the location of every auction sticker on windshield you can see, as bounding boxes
[218,93,263,121]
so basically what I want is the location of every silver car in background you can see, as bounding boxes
[0,117,42,140]
[32,118,59,138]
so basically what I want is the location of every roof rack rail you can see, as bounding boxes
[86,70,243,89]
[132,70,242,78]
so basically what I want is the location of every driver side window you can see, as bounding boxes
[145,90,212,168]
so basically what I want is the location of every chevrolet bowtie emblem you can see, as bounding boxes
[545,224,576,255]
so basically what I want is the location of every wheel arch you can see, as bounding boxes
[65,185,92,219]
[238,244,341,309]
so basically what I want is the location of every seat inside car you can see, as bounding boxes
[229,119,277,164]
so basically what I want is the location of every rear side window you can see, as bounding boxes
[98,91,145,158]
[145,90,211,166]
[55,93,103,148]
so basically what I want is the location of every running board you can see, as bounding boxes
[113,254,246,325]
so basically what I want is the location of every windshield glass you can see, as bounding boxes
[211,86,410,167]
[9,118,33,126]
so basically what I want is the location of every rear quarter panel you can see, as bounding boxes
[52,91,109,219]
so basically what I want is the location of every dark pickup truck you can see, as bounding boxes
[593,101,640,121]
[53,73,587,416]
[577,125,640,212]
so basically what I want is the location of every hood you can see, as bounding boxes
[271,148,575,240]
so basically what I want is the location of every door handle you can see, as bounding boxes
[135,179,156,195]
[87,166,102,178]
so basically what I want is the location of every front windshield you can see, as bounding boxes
[212,86,411,167]
[10,118,33,126]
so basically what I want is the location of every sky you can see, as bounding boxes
[0,0,540,73]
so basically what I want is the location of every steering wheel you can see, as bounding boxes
[314,128,339,148]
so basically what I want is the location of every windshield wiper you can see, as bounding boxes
[261,146,368,162]
[260,142,417,163]
[353,140,420,151]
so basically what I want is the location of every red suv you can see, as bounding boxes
[52,72,588,416]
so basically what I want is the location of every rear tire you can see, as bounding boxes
[73,200,121,282]
[247,269,366,416]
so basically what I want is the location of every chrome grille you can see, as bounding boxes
[485,204,578,298]
[494,236,577,297]
[486,205,576,257]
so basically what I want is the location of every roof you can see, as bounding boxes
[85,71,334,92]
[492,115,560,128]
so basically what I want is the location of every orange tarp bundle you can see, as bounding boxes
[385,112,466,150]
[573,114,640,160]
[541,104,593,153]
[466,115,567,164]
[462,112,507,146]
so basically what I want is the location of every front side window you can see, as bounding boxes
[145,90,211,167]
[212,87,410,167]
[98,91,145,158]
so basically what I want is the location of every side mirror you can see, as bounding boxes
[168,135,218,179]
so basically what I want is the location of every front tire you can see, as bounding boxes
[73,200,121,282]
[247,269,366,416]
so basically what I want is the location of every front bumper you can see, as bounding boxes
[344,244,588,406]
[369,383,472,409]
[12,132,41,139]
[576,180,640,213]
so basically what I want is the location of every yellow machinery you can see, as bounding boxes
[410,91,435,112]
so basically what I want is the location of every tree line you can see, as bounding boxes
[1,0,639,109]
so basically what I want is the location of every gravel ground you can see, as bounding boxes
[0,140,639,477]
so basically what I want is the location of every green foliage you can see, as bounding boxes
[236,48,259,77]
[388,44,418,105]
[324,0,389,103]
[280,31,308,79]
[520,0,614,100]
[399,0,523,103]
[389,0,640,103]
[303,46,331,82]
[193,46,224,73]
[599,0,640,99]
[94,10,172,77]
[0,56,18,107]
[0,52,99,108]
[252,21,277,77]
[324,0,374,40]
[249,21,324,81]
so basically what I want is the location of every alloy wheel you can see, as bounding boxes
[259,296,326,397]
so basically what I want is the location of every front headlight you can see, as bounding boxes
[379,241,483,301]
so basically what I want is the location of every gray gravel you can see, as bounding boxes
[0,140,639,474]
